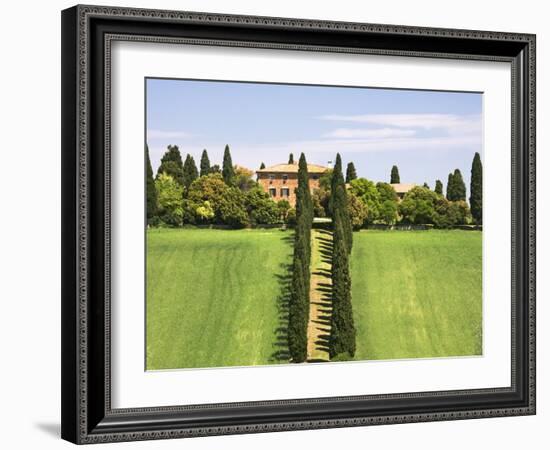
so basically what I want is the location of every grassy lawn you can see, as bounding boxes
[351,230,482,360]
[146,228,293,370]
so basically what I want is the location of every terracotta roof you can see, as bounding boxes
[390,183,417,194]
[257,162,329,174]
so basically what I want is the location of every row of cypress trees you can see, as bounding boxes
[329,154,356,358]
[288,154,314,363]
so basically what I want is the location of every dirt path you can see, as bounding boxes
[306,229,333,362]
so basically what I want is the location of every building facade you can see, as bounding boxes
[256,162,329,207]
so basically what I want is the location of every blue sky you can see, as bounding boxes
[146,78,482,193]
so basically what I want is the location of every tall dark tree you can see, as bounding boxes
[259,162,266,170]
[330,154,352,254]
[452,169,466,201]
[446,172,454,200]
[145,145,157,221]
[470,152,483,224]
[390,165,400,184]
[222,145,235,185]
[182,154,199,192]
[288,153,294,164]
[434,179,443,196]
[199,149,210,177]
[329,161,356,358]
[157,145,184,186]
[345,162,357,183]
[288,153,313,363]
[423,182,430,189]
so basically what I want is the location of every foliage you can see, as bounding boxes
[157,145,184,186]
[399,186,439,224]
[155,173,184,226]
[434,199,471,228]
[222,144,235,184]
[311,190,327,217]
[288,153,294,164]
[288,153,313,362]
[209,164,221,175]
[470,152,483,224]
[331,154,353,252]
[182,154,199,192]
[184,173,248,228]
[423,182,430,189]
[277,200,292,222]
[345,162,357,183]
[347,193,368,230]
[244,187,279,224]
[447,169,466,201]
[259,162,265,170]
[349,178,381,224]
[234,165,257,192]
[378,199,398,225]
[286,208,297,226]
[390,165,400,184]
[376,182,398,203]
[199,149,211,177]
[434,179,443,195]
[146,145,158,222]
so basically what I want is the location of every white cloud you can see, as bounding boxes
[319,113,481,136]
[323,128,417,139]
[147,129,193,140]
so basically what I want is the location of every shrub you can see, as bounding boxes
[155,173,184,226]
[347,193,368,230]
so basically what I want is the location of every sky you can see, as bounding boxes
[146,78,483,194]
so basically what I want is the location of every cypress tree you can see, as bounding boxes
[259,162,266,170]
[288,153,313,363]
[157,145,184,186]
[453,169,466,201]
[434,179,443,195]
[199,149,210,177]
[390,165,400,184]
[288,153,294,164]
[222,144,235,184]
[182,154,198,192]
[423,182,430,189]
[345,162,357,183]
[470,152,483,224]
[330,154,352,254]
[446,172,454,200]
[146,145,157,221]
[329,186,356,358]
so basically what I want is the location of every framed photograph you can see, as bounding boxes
[61,5,536,444]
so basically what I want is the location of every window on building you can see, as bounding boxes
[268,174,274,184]
[281,188,290,198]
[312,175,319,180]
[282,174,288,184]
[269,188,276,197]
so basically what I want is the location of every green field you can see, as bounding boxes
[147,228,482,370]
[146,228,293,370]
[351,230,482,360]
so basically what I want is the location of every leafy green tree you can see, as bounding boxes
[209,164,221,174]
[146,145,158,223]
[288,153,294,164]
[155,173,184,226]
[399,186,438,224]
[349,178,381,224]
[390,165,400,184]
[277,199,291,222]
[347,193,368,230]
[244,187,279,224]
[182,154,198,192]
[470,152,483,224]
[434,198,472,228]
[345,162,357,183]
[222,144,235,184]
[157,145,184,186]
[376,182,398,203]
[218,187,249,228]
[199,149,210,177]
[423,182,430,189]
[434,179,443,196]
[379,200,398,225]
[234,166,257,192]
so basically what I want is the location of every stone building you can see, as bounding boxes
[256,162,329,207]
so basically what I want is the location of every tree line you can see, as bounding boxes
[146,144,293,228]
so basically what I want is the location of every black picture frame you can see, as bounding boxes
[61,4,536,444]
